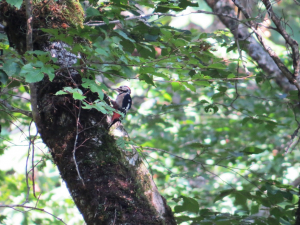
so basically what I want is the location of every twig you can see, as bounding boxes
[40,0,51,11]
[35,193,42,208]
[73,100,85,187]
[0,99,33,117]
[24,120,33,205]
[64,66,86,187]
[262,0,300,77]
[75,137,91,150]
[84,11,246,27]
[78,65,254,82]
[0,205,67,225]
[230,63,240,107]
[112,208,117,225]
[31,127,39,198]
[285,123,300,153]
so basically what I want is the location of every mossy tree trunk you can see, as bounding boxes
[0,2,176,224]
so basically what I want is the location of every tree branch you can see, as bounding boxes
[84,10,245,27]
[0,99,32,117]
[232,0,300,92]
[261,0,300,77]
[204,0,297,91]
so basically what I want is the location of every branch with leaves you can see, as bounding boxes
[84,10,244,27]
[205,0,296,91]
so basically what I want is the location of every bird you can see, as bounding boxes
[108,85,132,129]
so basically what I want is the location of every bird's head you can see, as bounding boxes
[114,86,131,94]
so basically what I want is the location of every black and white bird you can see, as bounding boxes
[108,85,132,129]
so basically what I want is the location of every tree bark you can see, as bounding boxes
[0,2,176,224]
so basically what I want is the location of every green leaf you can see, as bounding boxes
[55,90,68,95]
[55,87,86,100]
[172,38,187,47]
[178,0,198,8]
[72,92,86,100]
[218,86,227,92]
[6,0,23,9]
[82,100,114,115]
[86,7,101,17]
[185,143,210,148]
[204,104,219,114]
[103,17,109,25]
[95,47,109,57]
[0,70,8,84]
[279,218,292,225]
[136,44,155,58]
[139,74,155,86]
[242,146,264,155]
[206,63,227,69]
[241,117,251,125]
[82,78,106,100]
[183,83,196,92]
[41,65,55,81]
[3,60,21,77]
[212,92,225,99]
[120,39,135,53]
[0,215,7,223]
[292,194,299,204]
[174,196,199,214]
[214,189,235,202]
[287,90,298,100]
[171,82,181,92]
[251,204,259,214]
[20,63,44,83]
[270,207,283,220]
[0,42,9,50]
[114,30,136,43]
[175,215,191,223]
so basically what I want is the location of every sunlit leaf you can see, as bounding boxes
[243,146,265,155]
[174,196,199,214]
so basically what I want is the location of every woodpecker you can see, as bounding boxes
[108,85,132,129]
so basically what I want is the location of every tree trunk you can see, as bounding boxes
[0,2,176,224]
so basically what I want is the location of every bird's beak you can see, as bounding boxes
[112,87,121,92]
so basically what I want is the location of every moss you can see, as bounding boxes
[63,0,84,27]
[32,0,84,29]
